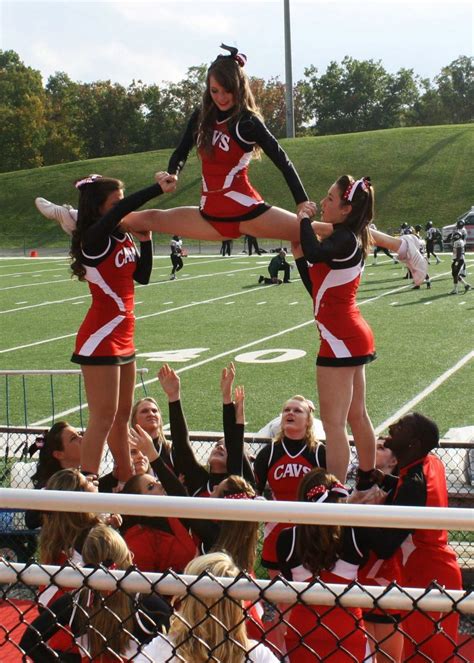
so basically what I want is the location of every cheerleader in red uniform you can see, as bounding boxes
[69,172,174,484]
[121,43,318,244]
[368,413,463,662]
[277,468,373,662]
[293,176,382,486]
[20,525,171,662]
[254,396,326,573]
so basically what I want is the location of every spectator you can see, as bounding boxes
[21,524,171,662]
[258,249,291,284]
[139,552,279,662]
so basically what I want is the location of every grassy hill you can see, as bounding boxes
[0,124,473,249]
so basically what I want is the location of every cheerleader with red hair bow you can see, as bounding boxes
[277,468,373,662]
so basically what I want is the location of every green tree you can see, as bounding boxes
[42,72,85,164]
[0,50,47,171]
[302,57,419,134]
[76,80,146,158]
[435,56,474,123]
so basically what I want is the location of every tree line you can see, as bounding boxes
[1,50,472,173]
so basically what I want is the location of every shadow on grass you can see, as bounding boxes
[392,292,459,307]
[377,130,469,200]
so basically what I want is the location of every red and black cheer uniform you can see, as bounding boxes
[367,454,462,661]
[167,108,308,236]
[298,218,376,367]
[71,184,162,366]
[254,439,326,568]
[277,525,373,662]
[20,587,171,662]
[168,398,254,498]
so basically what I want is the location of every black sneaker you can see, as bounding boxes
[258,275,264,284]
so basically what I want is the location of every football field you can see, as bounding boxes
[0,251,472,435]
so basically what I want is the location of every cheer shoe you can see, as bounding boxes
[399,234,427,286]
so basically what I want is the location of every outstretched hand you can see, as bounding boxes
[234,384,245,424]
[220,362,235,404]
[129,424,157,460]
[155,171,178,193]
[158,363,180,402]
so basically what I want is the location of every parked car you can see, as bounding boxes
[442,207,474,250]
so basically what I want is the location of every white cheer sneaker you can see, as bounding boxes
[399,234,427,286]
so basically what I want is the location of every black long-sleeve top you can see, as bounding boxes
[167,108,308,205]
[79,182,163,285]
[168,399,254,497]
[19,590,171,662]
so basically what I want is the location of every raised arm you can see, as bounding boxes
[221,365,255,483]
[158,364,208,492]
[167,108,200,176]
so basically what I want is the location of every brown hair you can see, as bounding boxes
[70,176,124,280]
[198,51,262,155]
[335,175,374,258]
[30,421,70,488]
[39,469,101,564]
[211,475,258,571]
[295,468,345,576]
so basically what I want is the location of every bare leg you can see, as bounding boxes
[264,569,288,656]
[317,365,356,483]
[124,207,229,240]
[347,366,376,472]
[80,365,120,474]
[240,207,300,242]
[365,621,404,662]
[106,362,136,483]
[370,229,402,253]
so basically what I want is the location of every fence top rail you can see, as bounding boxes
[0,427,472,448]
[1,488,473,530]
[0,562,472,613]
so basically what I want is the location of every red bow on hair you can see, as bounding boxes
[233,52,247,67]
[223,492,252,500]
[306,485,328,501]
[342,177,371,202]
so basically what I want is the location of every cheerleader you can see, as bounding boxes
[276,468,373,662]
[254,395,326,572]
[20,525,171,662]
[68,171,175,485]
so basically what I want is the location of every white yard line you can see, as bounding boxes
[374,350,474,434]
[31,319,315,425]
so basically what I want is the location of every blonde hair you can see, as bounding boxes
[131,397,167,445]
[169,552,250,662]
[39,469,101,564]
[212,476,258,571]
[274,394,319,450]
[75,525,135,660]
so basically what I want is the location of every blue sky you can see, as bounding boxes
[1,0,472,87]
